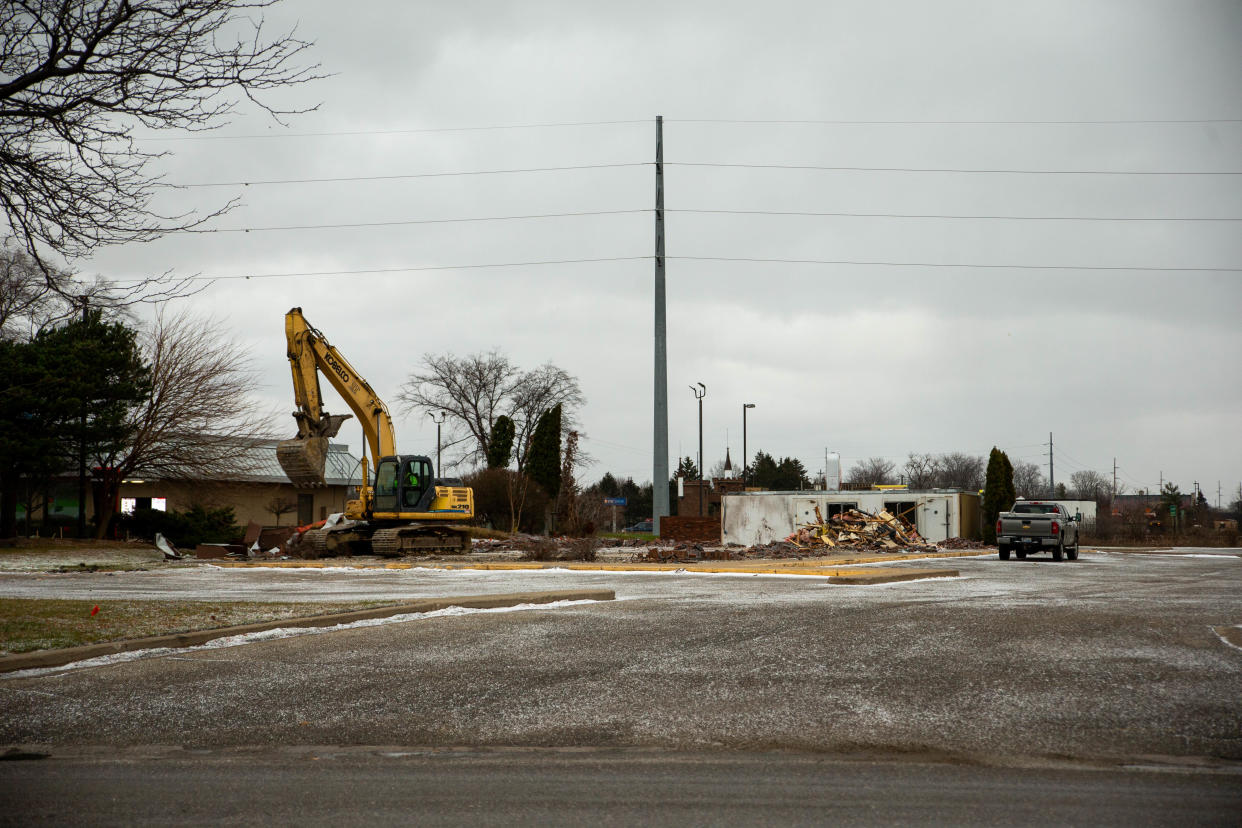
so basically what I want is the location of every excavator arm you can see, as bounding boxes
[277,307,397,487]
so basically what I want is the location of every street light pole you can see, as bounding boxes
[742,403,755,489]
[428,411,446,478]
[690,383,706,515]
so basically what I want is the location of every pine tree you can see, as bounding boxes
[1,312,150,539]
[526,404,562,499]
[982,447,1014,544]
[486,415,515,468]
[675,456,700,480]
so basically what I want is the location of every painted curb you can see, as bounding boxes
[827,568,957,585]
[0,589,614,674]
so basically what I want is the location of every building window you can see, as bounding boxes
[120,497,166,515]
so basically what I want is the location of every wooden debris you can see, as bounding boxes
[784,507,933,553]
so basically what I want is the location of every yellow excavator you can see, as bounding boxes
[276,307,474,556]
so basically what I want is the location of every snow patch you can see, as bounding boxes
[2,599,600,680]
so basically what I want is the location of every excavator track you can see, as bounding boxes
[371,525,472,557]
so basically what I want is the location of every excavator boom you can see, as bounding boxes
[277,307,397,487]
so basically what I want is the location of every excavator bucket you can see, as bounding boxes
[277,436,331,487]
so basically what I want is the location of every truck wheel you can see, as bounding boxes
[1067,541,1079,561]
[1016,549,1027,560]
[1052,542,1064,562]
[998,546,1010,561]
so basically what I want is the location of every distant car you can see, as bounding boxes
[623,519,654,533]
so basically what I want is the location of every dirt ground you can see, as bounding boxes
[0,536,989,573]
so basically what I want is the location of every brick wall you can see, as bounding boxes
[660,515,721,543]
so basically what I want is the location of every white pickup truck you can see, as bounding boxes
[996,500,1080,561]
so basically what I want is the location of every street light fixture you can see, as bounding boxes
[742,403,756,489]
[427,411,446,478]
[690,383,706,515]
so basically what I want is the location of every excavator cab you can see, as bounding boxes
[373,455,434,513]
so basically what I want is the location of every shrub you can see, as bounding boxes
[121,505,241,548]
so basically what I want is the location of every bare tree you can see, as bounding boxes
[903,453,940,489]
[0,0,321,284]
[91,310,271,536]
[937,452,985,490]
[1012,461,1047,500]
[399,351,584,470]
[1069,470,1111,502]
[0,244,130,340]
[265,494,296,526]
[845,457,896,488]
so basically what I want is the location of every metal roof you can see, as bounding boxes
[229,440,362,486]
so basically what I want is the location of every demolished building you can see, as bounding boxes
[720,489,982,546]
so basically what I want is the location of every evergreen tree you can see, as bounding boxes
[748,451,780,489]
[675,456,700,480]
[525,404,562,499]
[0,312,150,539]
[775,457,812,490]
[597,472,620,498]
[1000,451,1016,515]
[982,447,1014,544]
[486,415,515,468]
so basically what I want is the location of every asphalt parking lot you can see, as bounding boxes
[2,548,1239,766]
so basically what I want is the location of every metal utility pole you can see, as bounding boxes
[1217,481,1222,509]
[1047,432,1054,498]
[652,115,669,534]
[428,411,446,478]
[742,403,755,489]
[77,296,88,539]
[691,383,706,515]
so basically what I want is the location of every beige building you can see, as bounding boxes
[118,440,362,528]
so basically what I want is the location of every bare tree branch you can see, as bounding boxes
[398,352,584,472]
[89,309,275,535]
[0,0,322,291]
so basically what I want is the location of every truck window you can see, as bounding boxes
[1012,504,1059,514]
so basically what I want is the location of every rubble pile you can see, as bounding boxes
[937,537,989,550]
[784,506,939,553]
[630,543,738,563]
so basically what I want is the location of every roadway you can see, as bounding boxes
[1,549,1239,823]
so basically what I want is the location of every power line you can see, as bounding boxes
[114,255,650,284]
[670,255,1242,273]
[112,253,1242,285]
[175,162,648,188]
[670,118,1242,126]
[142,119,650,141]
[670,208,1242,223]
[182,206,1242,235]
[666,161,1242,176]
[136,117,1242,143]
[193,209,648,233]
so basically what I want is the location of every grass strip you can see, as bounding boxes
[0,598,393,655]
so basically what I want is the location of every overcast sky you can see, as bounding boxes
[80,0,1241,504]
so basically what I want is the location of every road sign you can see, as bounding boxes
[604,497,627,506]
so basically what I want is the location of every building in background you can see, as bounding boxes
[721,489,982,546]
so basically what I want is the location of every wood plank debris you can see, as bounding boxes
[784,507,938,553]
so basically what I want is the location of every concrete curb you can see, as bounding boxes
[827,568,957,585]
[0,589,613,675]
